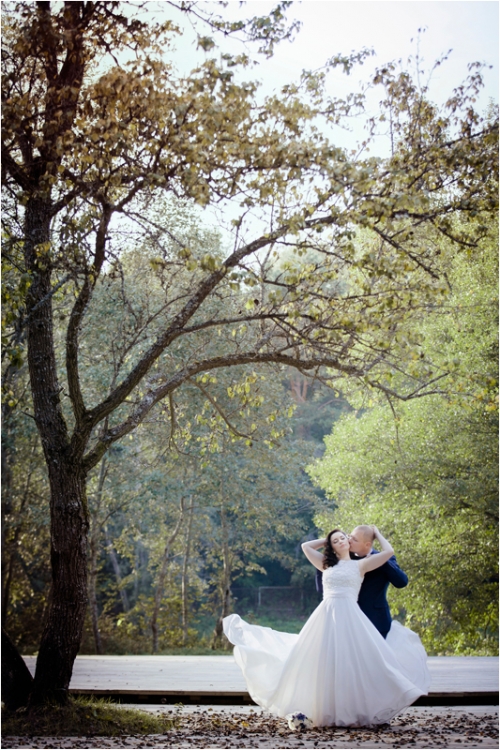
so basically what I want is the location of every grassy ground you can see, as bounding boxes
[155,613,309,654]
[1,696,176,737]
[154,611,311,654]
[242,611,309,633]
[3,705,499,747]
[156,646,223,656]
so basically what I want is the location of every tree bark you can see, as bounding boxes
[30,462,89,704]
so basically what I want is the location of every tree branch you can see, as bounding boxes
[187,377,253,439]
[66,205,112,429]
[82,350,361,472]
[366,371,450,401]
[1,149,32,191]
[84,223,294,430]
[178,312,289,336]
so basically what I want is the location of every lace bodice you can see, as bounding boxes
[322,559,363,600]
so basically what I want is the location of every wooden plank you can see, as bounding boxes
[22,655,498,697]
[427,657,499,691]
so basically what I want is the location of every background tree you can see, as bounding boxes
[1,0,497,704]
[196,436,317,648]
[308,222,498,654]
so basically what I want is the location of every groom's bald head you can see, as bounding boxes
[353,525,375,543]
[349,525,374,556]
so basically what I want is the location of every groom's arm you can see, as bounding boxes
[383,555,408,588]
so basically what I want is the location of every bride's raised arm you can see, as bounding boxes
[358,527,394,575]
[301,538,327,571]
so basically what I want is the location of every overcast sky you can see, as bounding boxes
[250,1,498,100]
[165,0,498,108]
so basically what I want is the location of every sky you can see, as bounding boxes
[164,1,498,108]
[249,1,498,100]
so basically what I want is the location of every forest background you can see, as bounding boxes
[3,214,498,657]
[1,0,498,702]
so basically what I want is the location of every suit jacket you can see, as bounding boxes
[314,550,408,637]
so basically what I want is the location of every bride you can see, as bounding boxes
[223,526,430,727]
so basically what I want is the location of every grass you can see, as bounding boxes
[1,696,176,737]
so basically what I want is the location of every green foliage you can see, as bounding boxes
[1,376,51,651]
[2,193,329,654]
[308,226,498,655]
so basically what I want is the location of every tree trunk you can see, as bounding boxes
[2,462,89,708]
[211,584,232,649]
[181,498,194,646]
[31,462,89,704]
[151,499,184,654]
[211,502,232,649]
[23,197,90,705]
[104,526,130,613]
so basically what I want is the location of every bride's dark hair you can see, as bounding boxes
[323,529,347,570]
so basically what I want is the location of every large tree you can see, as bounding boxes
[1,0,497,703]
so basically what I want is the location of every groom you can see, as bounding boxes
[315,524,408,638]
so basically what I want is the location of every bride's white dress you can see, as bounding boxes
[223,559,431,727]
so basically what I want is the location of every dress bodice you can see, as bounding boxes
[322,560,363,600]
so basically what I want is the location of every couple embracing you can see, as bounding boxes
[314,524,407,638]
[223,524,430,728]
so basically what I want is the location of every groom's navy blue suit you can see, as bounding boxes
[315,550,408,638]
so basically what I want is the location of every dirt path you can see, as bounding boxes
[3,705,498,749]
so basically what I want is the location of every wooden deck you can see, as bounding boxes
[23,655,498,705]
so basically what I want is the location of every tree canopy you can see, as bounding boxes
[308,221,498,654]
